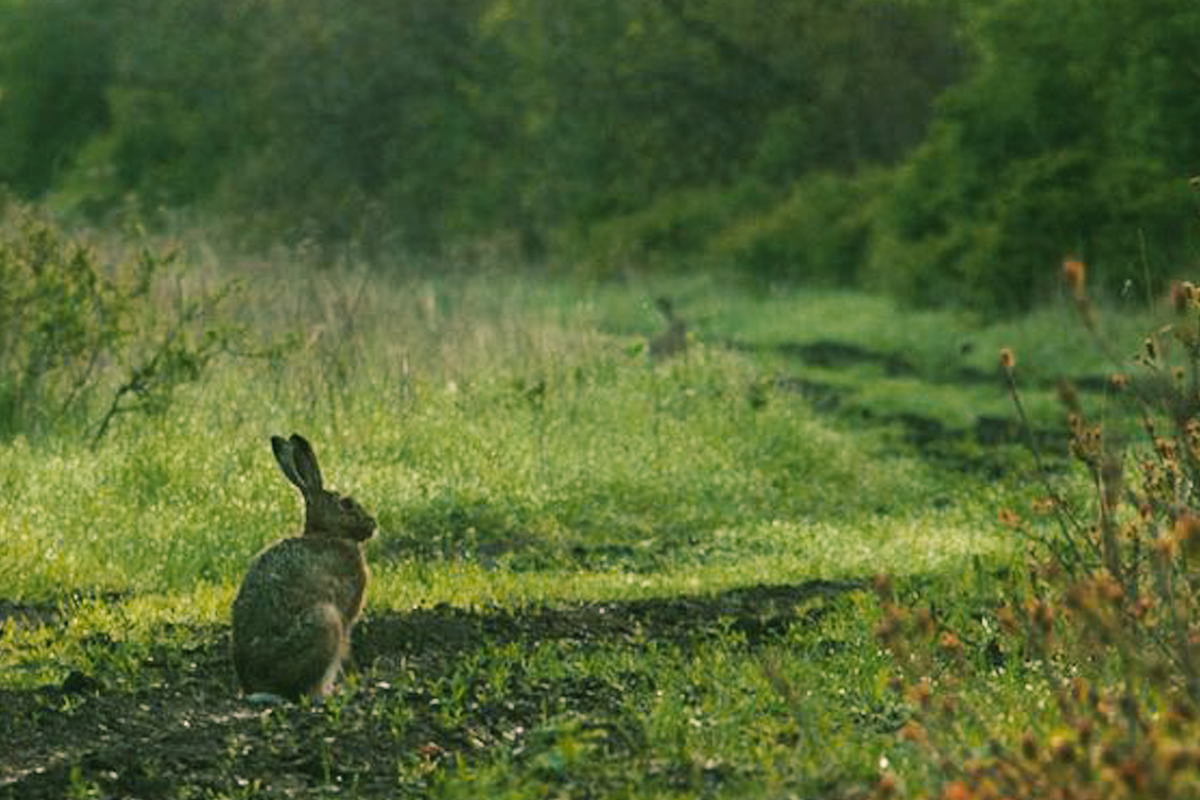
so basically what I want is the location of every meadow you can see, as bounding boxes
[2,221,1193,798]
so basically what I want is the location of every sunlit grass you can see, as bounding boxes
[2,258,1022,606]
[4,246,1107,798]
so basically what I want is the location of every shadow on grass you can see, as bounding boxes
[357,578,866,665]
[1,578,866,800]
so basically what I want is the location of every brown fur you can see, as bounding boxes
[649,296,687,361]
[231,434,375,700]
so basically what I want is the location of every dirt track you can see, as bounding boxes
[1,580,861,799]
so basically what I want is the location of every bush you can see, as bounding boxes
[0,206,266,444]
[871,261,1200,798]
[0,0,964,264]
[714,170,887,286]
[869,0,1200,314]
[870,133,1198,314]
[573,182,771,277]
[0,208,138,439]
[0,0,114,196]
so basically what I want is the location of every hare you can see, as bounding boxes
[649,296,687,362]
[232,433,376,701]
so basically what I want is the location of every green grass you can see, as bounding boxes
[1,264,1037,603]
[0,246,1158,798]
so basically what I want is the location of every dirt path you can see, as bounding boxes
[1,580,862,799]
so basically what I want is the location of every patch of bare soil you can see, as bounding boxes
[0,579,861,800]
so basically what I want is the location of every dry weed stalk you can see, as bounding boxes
[871,260,1200,799]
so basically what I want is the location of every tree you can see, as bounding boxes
[870,0,1200,312]
[0,0,114,195]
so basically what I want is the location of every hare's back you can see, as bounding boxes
[235,536,367,621]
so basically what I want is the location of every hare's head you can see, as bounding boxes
[654,296,676,321]
[271,434,376,542]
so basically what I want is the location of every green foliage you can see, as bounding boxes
[0,208,141,439]
[0,0,114,195]
[0,0,963,269]
[13,237,1182,797]
[715,170,888,286]
[870,0,1200,314]
[0,208,270,444]
[484,0,963,262]
[870,271,1200,798]
[225,0,502,251]
[0,244,1019,605]
[0,257,1017,800]
[59,0,271,217]
[574,183,772,275]
[9,0,1200,317]
[88,276,256,450]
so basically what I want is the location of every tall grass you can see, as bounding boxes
[0,224,1014,607]
[11,220,1153,799]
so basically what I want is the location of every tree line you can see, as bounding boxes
[1,0,1197,311]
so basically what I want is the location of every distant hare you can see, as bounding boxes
[232,434,376,701]
[649,296,687,361]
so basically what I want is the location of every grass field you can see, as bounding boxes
[0,233,1177,798]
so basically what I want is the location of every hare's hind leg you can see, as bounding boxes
[272,602,346,699]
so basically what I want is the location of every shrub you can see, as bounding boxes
[868,0,1200,314]
[714,169,887,286]
[0,0,115,196]
[0,206,268,445]
[0,208,138,439]
[573,182,771,277]
[872,258,1200,798]
[869,136,1197,314]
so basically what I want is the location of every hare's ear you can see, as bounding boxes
[289,433,324,492]
[271,435,306,490]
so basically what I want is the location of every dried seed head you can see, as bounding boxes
[900,720,928,742]
[1163,741,1192,774]
[1031,497,1058,515]
[1096,573,1124,603]
[939,631,963,656]
[1153,534,1178,563]
[999,347,1016,371]
[1172,281,1196,314]
[998,508,1022,529]
[907,679,933,710]
[1174,514,1200,558]
[997,605,1018,635]
[1134,595,1157,624]
[940,781,971,800]
[1062,258,1087,298]
[1186,420,1200,455]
